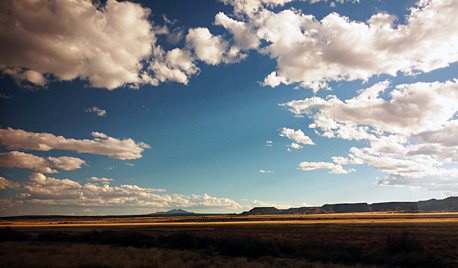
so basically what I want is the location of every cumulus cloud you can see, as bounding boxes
[47,156,86,171]
[186,28,225,65]
[266,140,273,147]
[283,79,458,192]
[142,26,243,85]
[0,128,150,160]
[283,80,458,135]
[86,106,107,117]
[13,173,240,209]
[279,127,314,146]
[220,0,357,17]
[218,0,458,91]
[258,169,273,173]
[0,0,154,89]
[2,68,47,87]
[221,0,294,17]
[288,142,303,151]
[0,177,20,190]
[214,12,260,50]
[186,28,244,65]
[0,151,85,173]
[298,161,353,174]
[147,47,199,85]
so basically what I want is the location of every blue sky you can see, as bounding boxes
[1,0,458,215]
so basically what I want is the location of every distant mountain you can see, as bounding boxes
[151,209,194,215]
[242,196,458,215]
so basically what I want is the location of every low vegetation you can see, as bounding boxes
[0,227,447,267]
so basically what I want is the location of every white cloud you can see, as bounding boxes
[258,169,273,173]
[266,140,273,147]
[215,12,260,50]
[147,47,199,85]
[0,151,85,173]
[283,80,458,135]
[298,161,353,174]
[86,106,107,117]
[186,28,228,65]
[47,156,86,171]
[279,127,314,145]
[0,177,20,190]
[88,177,114,184]
[221,0,294,17]
[288,142,303,151]
[0,151,55,173]
[218,0,458,91]
[221,0,359,17]
[0,128,150,160]
[0,0,154,89]
[284,79,458,192]
[13,173,240,209]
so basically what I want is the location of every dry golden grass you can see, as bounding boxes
[2,212,458,228]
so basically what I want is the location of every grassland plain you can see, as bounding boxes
[1,213,458,267]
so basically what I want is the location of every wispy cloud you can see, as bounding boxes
[0,93,12,99]
[0,128,150,160]
[86,106,107,117]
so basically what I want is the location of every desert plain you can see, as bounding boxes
[1,212,458,267]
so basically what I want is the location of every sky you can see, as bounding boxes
[1,0,458,216]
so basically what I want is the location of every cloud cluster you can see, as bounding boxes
[146,47,199,85]
[0,0,155,89]
[218,0,458,91]
[3,0,456,92]
[221,0,294,16]
[221,0,358,17]
[284,79,458,193]
[13,173,241,209]
[279,127,314,150]
[0,128,150,160]
[145,26,244,85]
[284,80,458,135]
[0,151,85,173]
